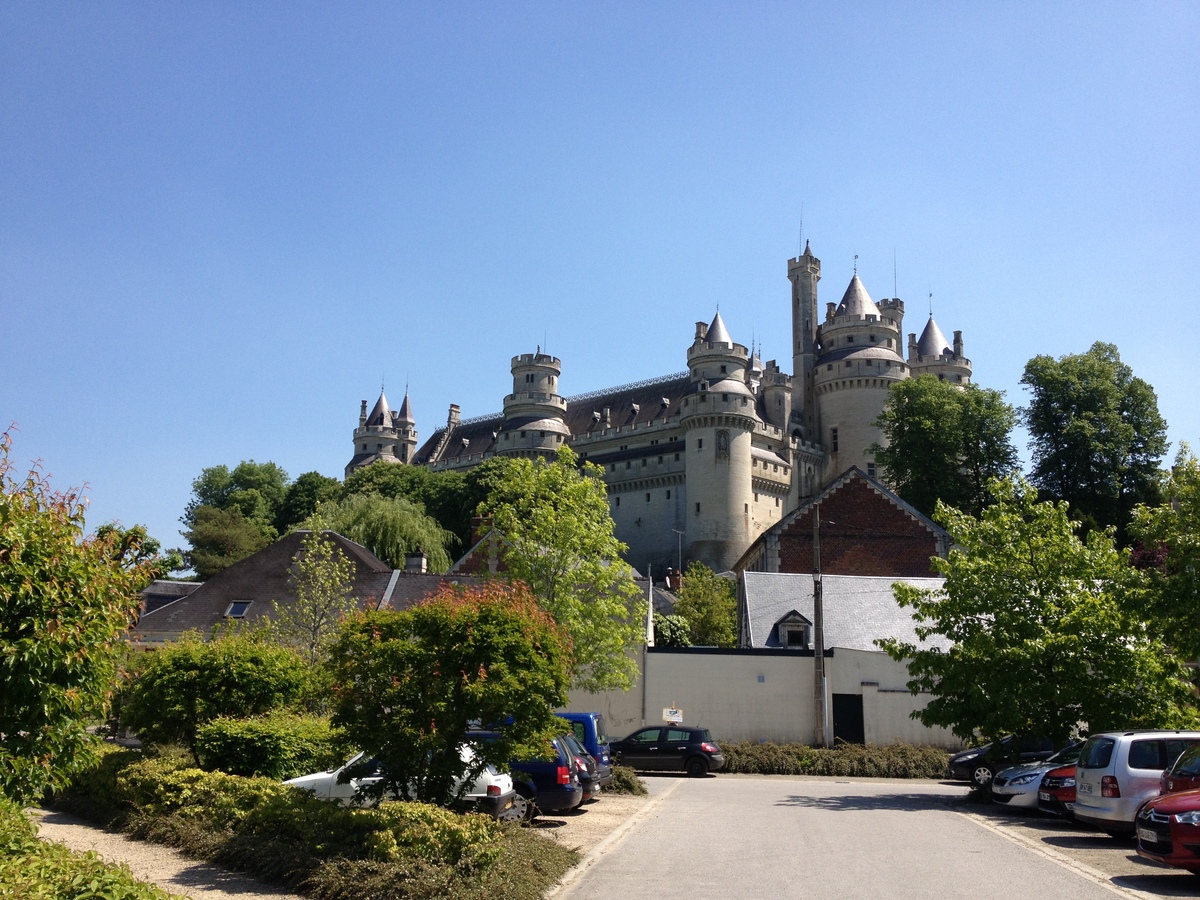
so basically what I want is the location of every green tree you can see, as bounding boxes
[327,582,570,806]
[1021,342,1168,539]
[318,493,455,572]
[267,524,360,667]
[0,432,157,803]
[1130,445,1200,659]
[181,505,275,579]
[673,562,737,647]
[478,446,644,692]
[342,461,473,551]
[276,471,341,533]
[653,613,692,648]
[880,476,1197,746]
[94,523,185,578]
[121,632,309,757]
[872,375,1018,518]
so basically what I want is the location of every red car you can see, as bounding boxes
[1038,764,1076,817]
[1161,743,1200,795]
[1136,789,1200,873]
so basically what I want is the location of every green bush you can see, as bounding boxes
[607,765,648,795]
[195,712,348,779]
[47,743,142,825]
[721,741,950,778]
[0,796,179,899]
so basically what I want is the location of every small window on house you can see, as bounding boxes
[831,428,839,452]
[226,601,252,619]
[779,623,810,649]
[867,462,877,478]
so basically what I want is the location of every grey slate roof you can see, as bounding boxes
[366,392,392,427]
[916,315,952,357]
[741,571,951,652]
[706,310,733,345]
[834,274,882,319]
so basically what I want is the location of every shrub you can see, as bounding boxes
[195,712,348,779]
[721,741,950,778]
[48,743,142,825]
[607,765,648,795]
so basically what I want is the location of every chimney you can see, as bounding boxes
[953,330,964,359]
[359,400,368,426]
[404,550,428,574]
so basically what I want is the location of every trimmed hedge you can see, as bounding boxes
[0,797,179,900]
[194,711,349,779]
[721,741,950,778]
[52,750,579,900]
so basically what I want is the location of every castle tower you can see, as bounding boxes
[681,311,762,571]
[813,274,907,481]
[347,389,417,477]
[498,348,570,459]
[907,315,972,385]
[788,241,821,442]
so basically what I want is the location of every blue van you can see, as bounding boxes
[559,712,613,788]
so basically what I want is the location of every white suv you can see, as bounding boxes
[1074,731,1200,834]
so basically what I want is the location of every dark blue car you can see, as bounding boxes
[469,731,583,821]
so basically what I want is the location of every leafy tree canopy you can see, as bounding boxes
[673,562,737,647]
[872,375,1018,518]
[183,460,289,530]
[880,476,1197,746]
[1130,444,1200,659]
[276,471,341,533]
[121,632,310,757]
[478,447,644,692]
[317,493,455,572]
[0,432,157,803]
[653,613,692,648]
[1021,341,1168,539]
[180,505,275,579]
[342,462,472,552]
[327,582,570,806]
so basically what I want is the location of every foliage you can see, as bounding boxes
[121,633,310,756]
[179,505,275,579]
[327,582,570,807]
[94,524,185,578]
[871,375,1018,518]
[318,493,455,572]
[720,741,950,778]
[879,476,1197,746]
[0,796,180,900]
[672,562,737,647]
[342,462,474,553]
[0,431,157,804]
[1021,341,1168,539]
[606,765,648,795]
[268,524,359,667]
[652,613,692,648]
[51,750,578,900]
[195,712,348,779]
[478,446,644,691]
[1130,444,1200,659]
[276,471,341,533]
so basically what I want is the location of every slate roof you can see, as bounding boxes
[140,580,202,615]
[705,310,733,345]
[741,571,951,652]
[916,315,953,357]
[834,274,882,319]
[365,391,392,427]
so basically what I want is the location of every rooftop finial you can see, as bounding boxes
[853,254,858,275]
[928,286,933,317]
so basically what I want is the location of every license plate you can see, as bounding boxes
[1078,782,1092,794]
[1038,791,1052,801]
[1138,826,1158,844]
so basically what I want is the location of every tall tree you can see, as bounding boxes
[872,375,1018,517]
[1021,342,1167,538]
[478,446,644,692]
[181,505,275,579]
[318,493,455,572]
[1130,444,1200,659]
[268,523,359,666]
[327,582,570,806]
[0,431,156,803]
[276,471,341,533]
[673,562,737,647]
[178,459,290,576]
[342,461,473,551]
[879,476,1196,747]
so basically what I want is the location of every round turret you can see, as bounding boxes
[499,349,570,458]
[907,315,972,385]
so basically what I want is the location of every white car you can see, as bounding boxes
[991,742,1083,811]
[285,746,519,821]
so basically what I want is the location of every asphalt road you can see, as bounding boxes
[557,775,1198,899]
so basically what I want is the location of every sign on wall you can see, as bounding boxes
[663,707,683,724]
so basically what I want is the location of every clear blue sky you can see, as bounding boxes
[3,3,1197,551]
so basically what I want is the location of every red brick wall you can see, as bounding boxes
[778,478,941,577]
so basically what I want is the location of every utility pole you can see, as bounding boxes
[812,502,828,748]
[672,528,685,574]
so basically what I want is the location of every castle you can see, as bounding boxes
[346,243,971,574]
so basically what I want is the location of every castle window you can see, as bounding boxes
[626,461,631,469]
[870,334,877,342]
[695,502,701,515]
[754,492,759,502]
[675,453,680,461]
[847,336,854,344]
[845,361,851,367]
[831,428,839,452]
[614,496,620,507]
[361,444,366,452]
[826,364,833,371]
[642,459,647,466]
[520,431,526,437]
[866,359,873,366]
[720,365,727,373]
[646,493,651,502]
[723,394,728,402]
[700,394,707,402]
[658,455,663,464]
[697,439,703,450]
[887,338,893,347]
[775,498,780,507]
[376,444,382,451]
[744,503,749,514]
[539,431,545,438]
[666,490,671,499]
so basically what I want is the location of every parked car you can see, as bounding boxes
[559,712,614,788]
[1037,764,1077,818]
[469,731,584,820]
[283,746,518,820]
[947,735,1056,786]
[990,742,1083,811]
[610,725,724,776]
[1160,743,1200,795]
[1136,789,1200,873]
[1074,731,1200,835]
[562,732,600,804]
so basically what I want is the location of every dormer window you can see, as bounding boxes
[774,610,813,649]
[225,601,252,619]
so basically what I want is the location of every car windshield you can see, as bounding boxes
[1048,742,1082,765]
[1171,745,1200,777]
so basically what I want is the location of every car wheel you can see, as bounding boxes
[498,794,529,825]
[971,764,994,786]
[509,786,537,823]
[686,756,709,778]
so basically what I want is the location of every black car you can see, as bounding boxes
[947,735,1056,786]
[610,726,724,776]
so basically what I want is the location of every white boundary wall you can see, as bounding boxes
[566,647,961,749]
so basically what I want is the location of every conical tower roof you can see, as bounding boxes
[916,315,952,357]
[706,310,733,345]
[835,274,881,319]
[396,389,414,424]
[365,391,391,427]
